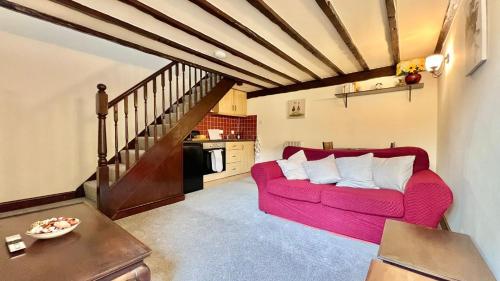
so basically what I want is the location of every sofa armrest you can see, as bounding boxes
[251,161,284,192]
[403,170,453,227]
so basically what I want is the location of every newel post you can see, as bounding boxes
[96,84,109,210]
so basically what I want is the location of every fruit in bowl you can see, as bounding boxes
[26,217,80,239]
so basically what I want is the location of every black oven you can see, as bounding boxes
[202,142,226,175]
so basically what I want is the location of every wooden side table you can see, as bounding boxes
[0,202,151,281]
[378,220,496,281]
[365,260,435,281]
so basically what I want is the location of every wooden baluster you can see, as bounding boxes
[182,64,186,115]
[113,104,119,181]
[209,72,214,89]
[204,71,209,96]
[124,96,130,169]
[133,90,139,161]
[168,68,173,127]
[143,84,149,150]
[161,72,166,136]
[194,67,198,105]
[200,70,204,98]
[175,63,179,121]
[152,77,158,143]
[202,71,206,97]
[202,70,206,98]
[198,68,202,102]
[188,65,193,109]
[96,84,109,207]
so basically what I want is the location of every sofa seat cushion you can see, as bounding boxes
[321,186,404,217]
[267,178,328,203]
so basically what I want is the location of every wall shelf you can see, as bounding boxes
[335,83,424,108]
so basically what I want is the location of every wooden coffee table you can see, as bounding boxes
[0,202,151,281]
[378,220,496,281]
[365,260,435,281]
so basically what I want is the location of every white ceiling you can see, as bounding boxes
[3,0,450,91]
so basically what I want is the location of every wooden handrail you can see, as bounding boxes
[108,61,177,108]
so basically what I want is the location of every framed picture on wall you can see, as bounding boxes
[287,99,305,119]
[465,0,487,76]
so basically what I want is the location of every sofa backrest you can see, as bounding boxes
[282,146,430,173]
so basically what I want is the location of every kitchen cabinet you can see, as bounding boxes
[233,90,247,116]
[241,141,255,173]
[212,89,247,116]
[225,141,254,177]
[203,141,255,182]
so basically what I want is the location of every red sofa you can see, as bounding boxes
[251,146,453,244]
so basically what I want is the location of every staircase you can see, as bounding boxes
[83,62,235,219]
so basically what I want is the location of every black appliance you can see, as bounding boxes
[183,142,203,194]
[202,142,226,175]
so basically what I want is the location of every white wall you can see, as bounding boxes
[0,10,167,202]
[437,0,500,277]
[248,73,438,169]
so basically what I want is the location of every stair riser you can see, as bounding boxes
[83,181,97,203]
[165,111,183,121]
[119,150,145,165]
[108,164,126,182]
[137,137,155,150]
[147,124,171,138]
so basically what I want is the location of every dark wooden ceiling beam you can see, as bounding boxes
[247,0,344,75]
[189,0,321,80]
[316,0,369,71]
[248,65,396,98]
[50,0,283,87]
[120,0,300,84]
[0,0,265,89]
[385,0,400,64]
[434,0,460,53]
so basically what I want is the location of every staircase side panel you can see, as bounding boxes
[99,79,236,219]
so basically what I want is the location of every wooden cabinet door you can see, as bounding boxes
[213,90,234,115]
[233,90,247,116]
[241,141,255,173]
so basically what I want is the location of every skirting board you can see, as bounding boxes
[0,189,83,213]
[111,194,185,220]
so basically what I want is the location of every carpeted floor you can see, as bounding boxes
[117,176,378,281]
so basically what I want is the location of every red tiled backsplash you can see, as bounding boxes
[194,113,257,140]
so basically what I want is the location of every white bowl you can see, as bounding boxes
[26,219,80,240]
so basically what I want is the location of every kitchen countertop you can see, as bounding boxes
[184,139,255,143]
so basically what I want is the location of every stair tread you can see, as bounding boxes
[108,163,127,169]
[120,149,146,154]
[83,180,113,189]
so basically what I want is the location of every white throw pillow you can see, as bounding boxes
[336,153,377,188]
[372,156,415,191]
[302,155,341,184]
[276,150,308,180]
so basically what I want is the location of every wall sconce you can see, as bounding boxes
[425,54,450,77]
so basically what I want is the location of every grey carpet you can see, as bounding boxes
[117,177,378,281]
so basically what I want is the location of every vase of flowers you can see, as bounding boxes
[396,58,425,85]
